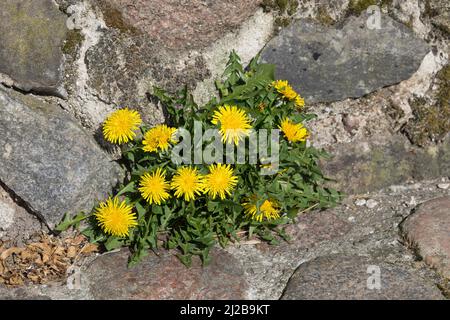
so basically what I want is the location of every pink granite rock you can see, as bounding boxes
[401,197,450,279]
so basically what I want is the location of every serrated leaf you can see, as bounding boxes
[177,254,192,267]
[54,212,88,232]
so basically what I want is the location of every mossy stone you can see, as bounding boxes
[62,30,85,57]
[262,0,299,29]
[403,65,450,147]
[0,0,68,97]
[348,0,393,16]
[316,6,336,26]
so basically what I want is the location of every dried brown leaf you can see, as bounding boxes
[41,253,50,264]
[20,250,36,260]
[28,274,40,282]
[29,242,51,254]
[34,256,43,266]
[53,247,65,256]
[80,243,99,254]
[67,246,78,258]
[1,232,97,287]
[8,274,24,286]
[70,235,85,246]
[0,247,23,260]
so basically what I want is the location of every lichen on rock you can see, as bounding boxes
[347,0,393,16]
[403,65,450,147]
[261,0,299,29]
[0,0,68,98]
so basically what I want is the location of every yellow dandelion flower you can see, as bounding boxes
[138,168,171,205]
[295,95,305,109]
[272,80,305,109]
[279,118,309,143]
[211,105,252,146]
[142,124,177,153]
[170,166,205,201]
[203,164,238,200]
[243,196,280,222]
[102,108,142,144]
[95,197,138,237]
[272,80,298,100]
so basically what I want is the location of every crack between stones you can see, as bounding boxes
[397,207,424,264]
[0,78,66,101]
[0,180,51,232]
[90,90,113,107]
[397,208,449,298]
[276,263,303,300]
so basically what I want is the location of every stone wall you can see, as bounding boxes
[0,0,449,300]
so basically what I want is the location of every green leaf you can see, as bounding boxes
[86,50,345,269]
[82,228,106,243]
[177,254,192,267]
[160,206,173,229]
[126,152,135,163]
[201,248,212,266]
[116,181,135,197]
[152,205,163,215]
[135,202,146,220]
[255,63,275,81]
[248,225,256,238]
[180,230,192,242]
[55,212,89,232]
[104,236,124,251]
[128,248,149,268]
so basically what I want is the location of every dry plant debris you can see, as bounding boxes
[0,232,98,287]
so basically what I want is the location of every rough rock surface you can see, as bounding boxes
[0,0,449,301]
[0,282,90,300]
[261,13,430,103]
[0,178,449,300]
[282,255,444,300]
[0,87,122,227]
[84,29,211,123]
[305,62,450,195]
[0,0,68,98]
[56,0,274,130]
[84,249,248,300]
[321,134,450,194]
[432,13,450,35]
[256,209,352,255]
[96,0,262,50]
[0,287,51,300]
[401,197,450,279]
[225,178,450,299]
[0,184,42,244]
[84,0,270,123]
